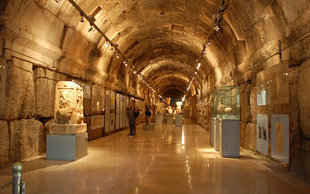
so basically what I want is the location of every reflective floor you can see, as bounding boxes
[1,123,310,194]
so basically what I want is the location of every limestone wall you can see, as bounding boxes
[199,0,310,180]
[0,57,136,166]
[0,0,147,166]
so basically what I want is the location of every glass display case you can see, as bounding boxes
[211,86,240,120]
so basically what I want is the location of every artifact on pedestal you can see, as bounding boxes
[167,106,173,114]
[176,101,182,114]
[47,81,88,161]
[49,81,87,135]
[156,102,166,114]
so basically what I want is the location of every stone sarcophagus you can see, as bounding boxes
[49,81,87,135]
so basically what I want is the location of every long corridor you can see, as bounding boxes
[1,124,310,194]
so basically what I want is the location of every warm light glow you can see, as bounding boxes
[197,63,201,70]
[181,127,185,145]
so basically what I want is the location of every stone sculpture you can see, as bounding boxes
[49,81,87,135]
[167,106,173,114]
[224,107,233,114]
[176,101,182,114]
[217,103,226,114]
[156,102,166,114]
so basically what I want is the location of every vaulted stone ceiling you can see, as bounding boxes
[72,0,222,98]
[3,0,309,99]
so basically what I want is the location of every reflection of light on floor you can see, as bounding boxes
[181,127,185,145]
[196,148,219,159]
[168,135,172,144]
[135,187,139,194]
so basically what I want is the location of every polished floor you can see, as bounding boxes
[1,123,310,194]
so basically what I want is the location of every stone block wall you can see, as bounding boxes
[9,119,44,161]
[1,58,35,120]
[0,121,9,166]
[232,58,310,180]
[0,57,109,167]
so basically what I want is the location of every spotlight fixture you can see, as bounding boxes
[88,25,94,32]
[196,63,201,70]
[105,42,109,47]
[207,41,211,45]
[214,25,220,31]
[133,71,137,74]
[80,12,84,22]
[203,50,206,54]
[195,71,198,74]
[117,55,120,59]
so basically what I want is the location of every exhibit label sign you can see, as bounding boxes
[256,114,268,155]
[91,116,104,130]
[271,114,289,164]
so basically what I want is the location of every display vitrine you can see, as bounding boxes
[212,86,240,120]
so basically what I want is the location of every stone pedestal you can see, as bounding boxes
[219,120,240,158]
[156,114,163,126]
[214,118,220,151]
[210,118,216,147]
[166,114,173,125]
[175,114,183,127]
[49,123,87,135]
[46,133,88,161]
[143,124,155,130]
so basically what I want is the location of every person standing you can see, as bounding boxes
[145,105,151,125]
[126,99,138,137]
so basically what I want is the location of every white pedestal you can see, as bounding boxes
[214,118,220,151]
[219,120,240,158]
[175,114,183,127]
[166,114,173,125]
[46,133,88,161]
[210,118,216,147]
[155,114,163,126]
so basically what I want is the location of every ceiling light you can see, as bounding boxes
[197,63,201,70]
[207,41,211,45]
[195,71,197,74]
[214,25,220,31]
[88,25,94,32]
[117,55,120,59]
[105,42,109,47]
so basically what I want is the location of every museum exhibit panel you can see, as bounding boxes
[1,0,310,192]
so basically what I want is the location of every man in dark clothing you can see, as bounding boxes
[126,99,138,136]
[145,105,151,125]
